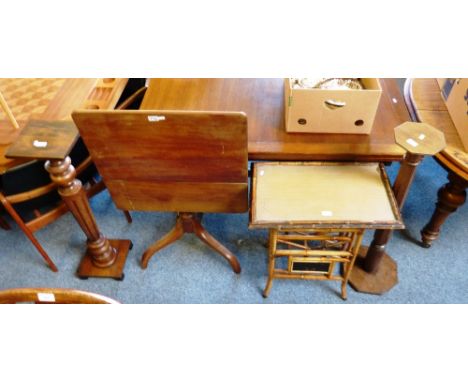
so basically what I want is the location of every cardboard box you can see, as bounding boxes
[285,78,382,134]
[437,78,468,151]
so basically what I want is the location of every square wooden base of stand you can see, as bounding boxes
[77,239,132,281]
[347,246,398,295]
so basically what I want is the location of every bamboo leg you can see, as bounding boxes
[0,193,58,272]
[341,281,347,300]
[141,217,185,269]
[263,229,278,298]
[342,231,364,300]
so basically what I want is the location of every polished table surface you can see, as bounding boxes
[0,78,128,174]
[140,78,409,162]
[407,78,468,177]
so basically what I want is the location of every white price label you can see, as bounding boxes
[406,138,419,148]
[148,115,166,122]
[33,140,48,148]
[37,293,55,302]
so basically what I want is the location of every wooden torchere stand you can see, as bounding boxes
[348,122,446,294]
[6,120,132,280]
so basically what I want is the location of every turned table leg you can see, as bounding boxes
[421,172,468,248]
[45,157,131,280]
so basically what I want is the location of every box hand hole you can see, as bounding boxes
[324,99,346,110]
[355,119,365,127]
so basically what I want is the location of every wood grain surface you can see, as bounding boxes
[406,78,468,175]
[141,78,409,162]
[72,110,249,213]
[0,78,128,173]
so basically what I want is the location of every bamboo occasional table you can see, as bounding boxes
[5,120,132,280]
[249,162,404,299]
[140,78,414,294]
[405,78,468,247]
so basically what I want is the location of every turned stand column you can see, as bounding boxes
[363,152,424,273]
[348,122,446,295]
[6,120,132,280]
[45,157,116,268]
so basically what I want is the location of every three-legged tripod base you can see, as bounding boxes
[141,212,241,274]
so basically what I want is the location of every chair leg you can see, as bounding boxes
[123,210,133,224]
[141,216,185,269]
[0,214,11,230]
[0,194,58,272]
[192,217,241,274]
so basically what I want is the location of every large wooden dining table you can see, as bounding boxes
[141,78,407,161]
[140,78,412,294]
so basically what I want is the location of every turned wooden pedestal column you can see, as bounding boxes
[6,120,132,280]
[348,122,447,295]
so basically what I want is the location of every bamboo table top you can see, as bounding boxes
[0,78,127,173]
[406,78,468,178]
[140,78,409,162]
[250,162,404,230]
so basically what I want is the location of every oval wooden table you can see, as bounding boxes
[404,78,468,247]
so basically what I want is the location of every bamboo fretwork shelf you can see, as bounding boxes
[265,227,364,299]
